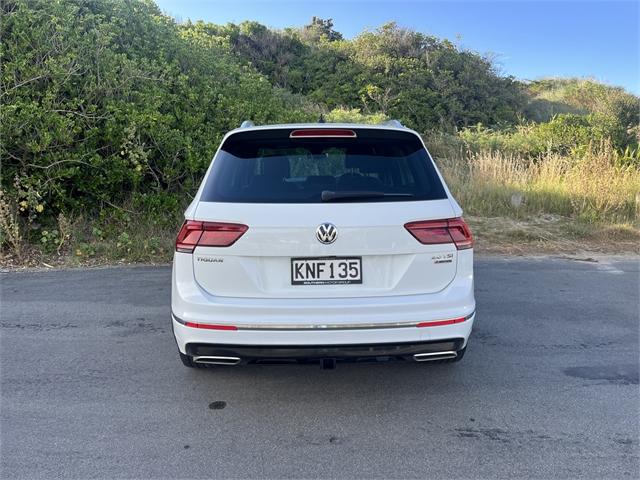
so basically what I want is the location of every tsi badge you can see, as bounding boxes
[432,253,454,264]
[316,222,337,244]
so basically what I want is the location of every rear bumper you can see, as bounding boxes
[171,248,475,354]
[172,312,475,354]
[185,339,465,365]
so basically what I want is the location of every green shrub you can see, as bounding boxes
[459,113,635,158]
[0,0,315,223]
[324,107,387,124]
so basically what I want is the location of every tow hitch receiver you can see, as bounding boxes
[320,358,337,370]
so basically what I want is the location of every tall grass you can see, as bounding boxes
[431,139,640,224]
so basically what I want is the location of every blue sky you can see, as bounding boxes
[155,0,639,94]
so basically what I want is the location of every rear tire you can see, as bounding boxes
[179,352,205,368]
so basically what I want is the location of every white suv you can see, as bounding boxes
[171,122,475,369]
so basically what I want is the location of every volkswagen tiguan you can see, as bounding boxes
[171,122,475,369]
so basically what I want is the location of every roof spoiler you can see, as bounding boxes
[382,119,404,128]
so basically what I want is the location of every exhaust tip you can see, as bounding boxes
[193,356,241,366]
[413,351,457,362]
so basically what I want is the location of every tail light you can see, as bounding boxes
[176,220,248,253]
[404,217,473,250]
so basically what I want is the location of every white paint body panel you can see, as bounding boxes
[192,200,458,298]
[172,249,474,348]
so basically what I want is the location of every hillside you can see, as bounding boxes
[1,0,638,265]
[196,18,526,130]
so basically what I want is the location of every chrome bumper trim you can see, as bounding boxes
[172,311,475,331]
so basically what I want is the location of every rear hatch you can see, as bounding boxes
[190,127,461,299]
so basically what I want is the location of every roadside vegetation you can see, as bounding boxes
[1,0,639,267]
[433,140,640,254]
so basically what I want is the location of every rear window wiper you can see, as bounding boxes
[321,190,414,202]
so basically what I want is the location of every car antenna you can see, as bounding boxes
[318,114,325,123]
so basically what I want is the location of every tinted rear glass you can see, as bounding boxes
[200,128,447,203]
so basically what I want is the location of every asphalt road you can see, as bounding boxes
[1,256,639,479]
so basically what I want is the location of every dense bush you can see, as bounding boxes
[210,20,527,130]
[458,113,638,160]
[0,0,314,221]
[526,78,640,127]
[523,78,640,150]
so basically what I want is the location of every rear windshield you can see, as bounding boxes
[200,128,447,203]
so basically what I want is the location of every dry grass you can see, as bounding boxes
[431,141,640,254]
[437,142,640,225]
[467,215,639,255]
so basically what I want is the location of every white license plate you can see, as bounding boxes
[291,257,362,285]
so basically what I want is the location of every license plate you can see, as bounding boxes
[291,257,362,285]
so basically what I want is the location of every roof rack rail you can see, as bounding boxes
[240,120,255,128]
[382,119,403,128]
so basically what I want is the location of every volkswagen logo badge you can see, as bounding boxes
[316,223,337,244]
